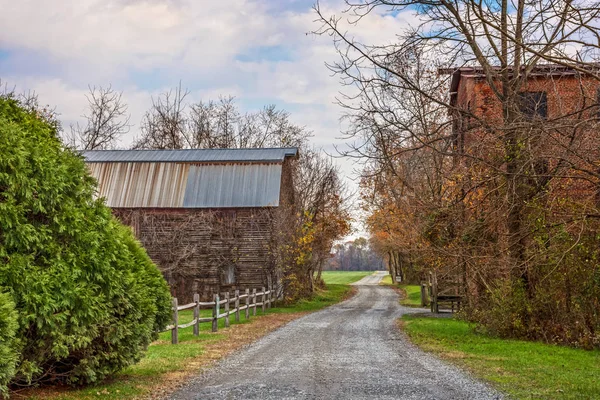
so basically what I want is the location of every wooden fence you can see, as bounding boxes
[161,287,274,344]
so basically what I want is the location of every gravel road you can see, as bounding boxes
[171,271,503,400]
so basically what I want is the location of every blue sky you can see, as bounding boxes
[0,0,417,234]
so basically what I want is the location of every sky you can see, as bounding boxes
[0,0,417,237]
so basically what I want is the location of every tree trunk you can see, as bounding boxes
[504,108,532,298]
[388,251,397,283]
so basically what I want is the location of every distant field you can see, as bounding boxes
[319,271,374,285]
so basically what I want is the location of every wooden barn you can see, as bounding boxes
[83,148,298,302]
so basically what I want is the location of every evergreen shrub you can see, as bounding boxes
[0,96,171,388]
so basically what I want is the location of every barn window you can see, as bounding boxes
[518,91,547,119]
[221,264,236,285]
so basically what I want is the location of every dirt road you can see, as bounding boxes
[171,272,502,399]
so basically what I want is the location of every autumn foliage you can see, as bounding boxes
[318,0,600,348]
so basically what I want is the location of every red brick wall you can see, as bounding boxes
[454,73,600,205]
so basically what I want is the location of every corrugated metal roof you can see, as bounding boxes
[88,162,189,207]
[184,164,281,207]
[86,162,283,208]
[82,148,298,163]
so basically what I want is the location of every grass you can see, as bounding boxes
[22,283,356,400]
[380,275,422,307]
[318,270,374,285]
[398,285,421,307]
[402,315,600,399]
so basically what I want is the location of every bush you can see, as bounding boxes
[0,292,18,396]
[0,96,171,387]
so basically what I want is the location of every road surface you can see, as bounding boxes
[171,271,502,400]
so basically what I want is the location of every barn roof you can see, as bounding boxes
[82,147,298,163]
[83,148,298,208]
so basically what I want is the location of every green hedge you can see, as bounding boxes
[0,96,171,389]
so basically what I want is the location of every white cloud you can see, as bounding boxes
[0,0,417,234]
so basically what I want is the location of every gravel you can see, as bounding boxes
[170,271,504,400]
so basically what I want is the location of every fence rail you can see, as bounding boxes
[161,287,274,344]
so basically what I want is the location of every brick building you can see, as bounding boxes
[442,65,600,203]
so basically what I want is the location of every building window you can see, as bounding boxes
[518,91,547,119]
[221,264,236,285]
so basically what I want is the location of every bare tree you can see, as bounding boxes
[188,99,311,149]
[134,84,312,150]
[187,97,312,149]
[134,83,189,149]
[68,85,130,150]
[316,0,600,346]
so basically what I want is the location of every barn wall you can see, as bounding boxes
[114,208,276,303]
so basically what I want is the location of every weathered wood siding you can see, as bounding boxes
[114,208,276,303]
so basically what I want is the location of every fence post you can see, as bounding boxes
[234,289,240,323]
[193,293,200,336]
[269,285,273,309]
[245,288,250,319]
[429,272,434,313]
[252,288,257,316]
[212,293,219,332]
[261,287,266,313]
[432,271,439,314]
[224,292,230,328]
[171,298,179,345]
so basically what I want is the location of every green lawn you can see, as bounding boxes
[402,315,600,399]
[318,270,374,285]
[398,284,421,307]
[380,276,422,307]
[25,283,355,400]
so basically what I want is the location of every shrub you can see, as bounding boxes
[0,292,18,396]
[0,96,171,387]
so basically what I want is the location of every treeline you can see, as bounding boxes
[317,1,600,348]
[325,237,384,271]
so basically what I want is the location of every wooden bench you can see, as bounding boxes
[422,271,464,314]
[435,294,463,313]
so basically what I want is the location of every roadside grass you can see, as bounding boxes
[22,283,355,400]
[401,315,600,399]
[380,275,422,307]
[397,285,421,307]
[318,270,373,285]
